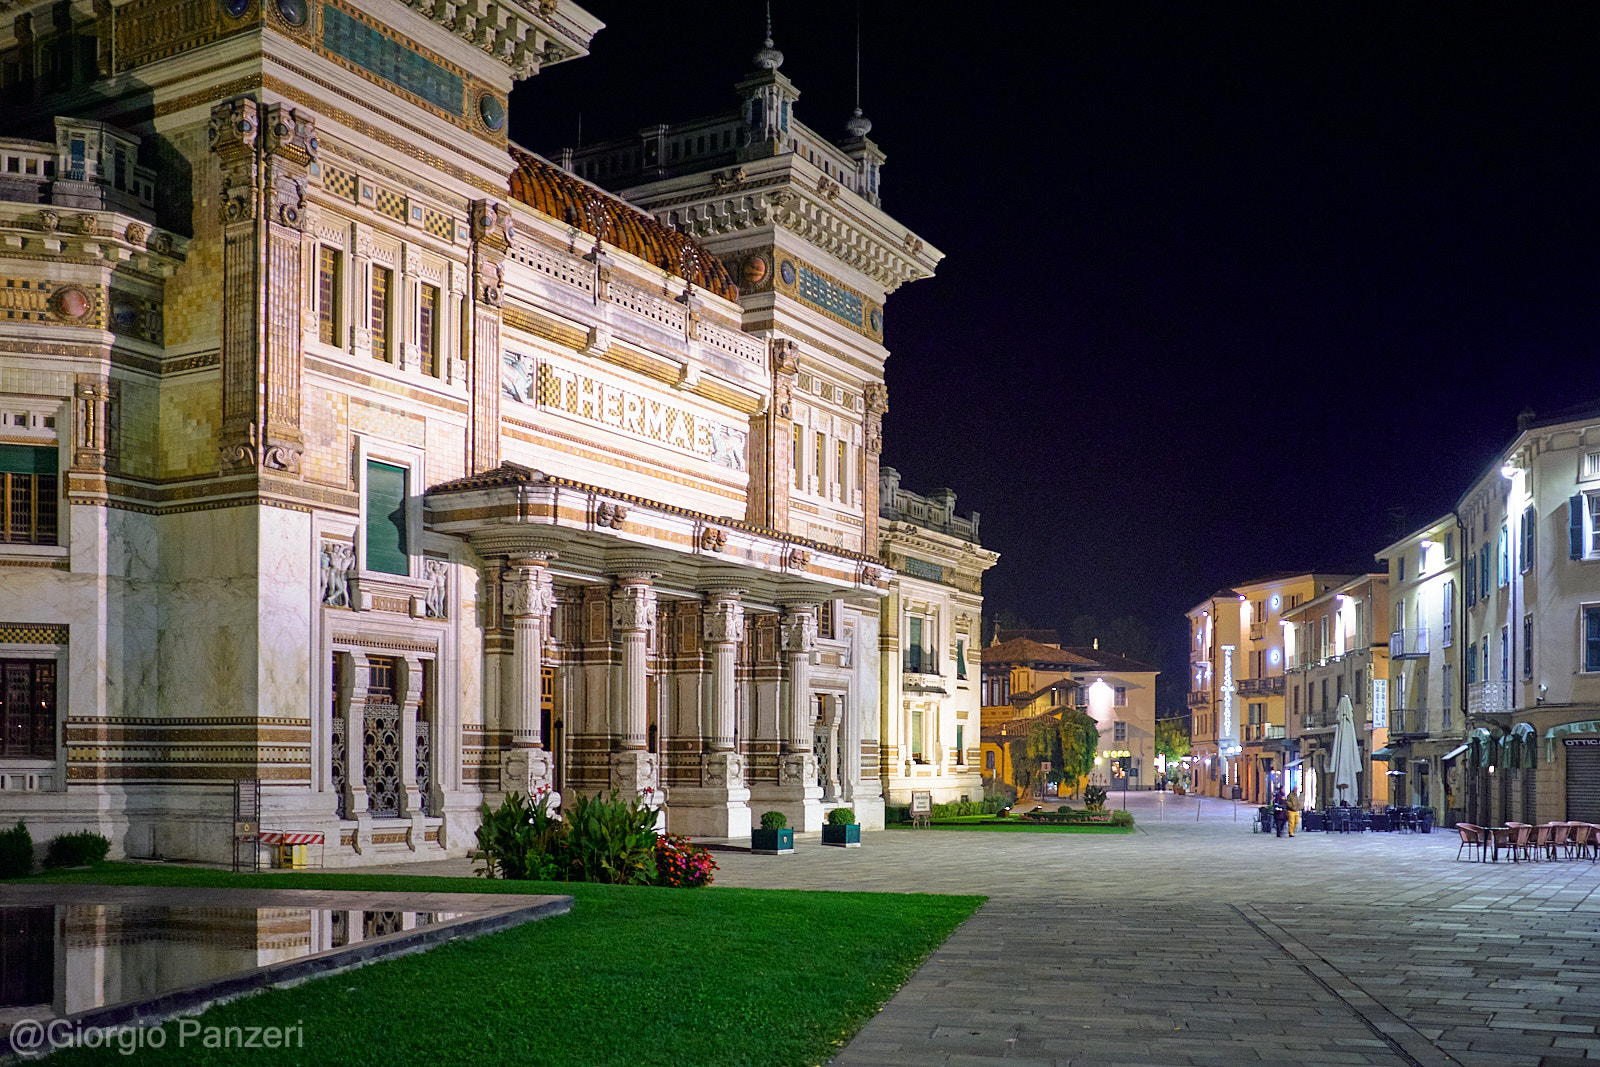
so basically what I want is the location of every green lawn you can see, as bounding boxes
[9,864,983,1066]
[887,815,1135,833]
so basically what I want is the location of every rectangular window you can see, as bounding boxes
[1498,524,1509,587]
[1114,721,1128,743]
[956,639,967,680]
[835,439,846,496]
[1589,493,1600,557]
[905,615,926,674]
[0,445,59,546]
[1521,505,1535,573]
[1523,614,1533,677]
[1466,642,1478,684]
[1114,685,1127,707]
[1480,545,1491,598]
[1336,675,1344,702]
[1442,581,1454,646]
[792,423,803,489]
[1398,553,1406,582]
[1445,531,1454,560]
[911,709,923,762]
[318,247,342,346]
[1441,664,1454,729]
[370,266,392,362]
[418,283,440,376]
[814,432,825,492]
[1587,607,1600,673]
[0,659,56,758]
[1500,626,1509,681]
[818,599,836,640]
[1355,668,1364,703]
[954,725,965,765]
[364,460,408,575]
[1321,677,1329,709]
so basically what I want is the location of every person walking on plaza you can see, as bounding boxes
[1272,790,1288,837]
[1285,789,1301,837]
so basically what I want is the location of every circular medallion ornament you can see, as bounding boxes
[276,0,306,26]
[740,254,769,287]
[869,309,883,334]
[778,259,796,286]
[110,296,139,330]
[479,94,506,132]
[53,287,91,322]
[221,0,249,18]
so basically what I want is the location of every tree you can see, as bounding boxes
[1055,708,1100,796]
[1155,719,1190,782]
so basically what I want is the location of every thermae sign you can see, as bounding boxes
[502,353,747,471]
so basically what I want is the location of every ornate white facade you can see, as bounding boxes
[0,0,949,862]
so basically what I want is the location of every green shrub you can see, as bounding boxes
[760,810,787,830]
[1083,785,1108,811]
[474,789,568,880]
[828,807,855,826]
[1110,810,1134,827]
[1057,805,1074,814]
[0,821,32,879]
[43,831,110,869]
[981,792,1015,814]
[565,790,660,885]
[885,805,911,824]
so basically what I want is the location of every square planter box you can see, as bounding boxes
[822,823,861,847]
[751,828,794,854]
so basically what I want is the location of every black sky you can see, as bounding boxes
[514,3,1600,687]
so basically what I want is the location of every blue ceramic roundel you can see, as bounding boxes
[276,0,306,26]
[479,94,506,132]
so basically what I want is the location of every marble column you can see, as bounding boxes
[776,602,824,830]
[610,572,660,798]
[672,589,752,837]
[500,557,555,800]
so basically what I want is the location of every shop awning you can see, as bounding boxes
[1505,722,1536,769]
[1544,720,1600,763]
[1441,742,1469,761]
[1370,746,1396,761]
[1284,758,1304,769]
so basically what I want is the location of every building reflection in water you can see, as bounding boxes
[0,905,454,1030]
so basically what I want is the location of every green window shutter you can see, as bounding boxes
[956,639,966,679]
[365,460,409,575]
[0,445,58,474]
[1572,495,1585,560]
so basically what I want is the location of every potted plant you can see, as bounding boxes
[822,807,860,847]
[751,810,794,854]
[1083,784,1108,812]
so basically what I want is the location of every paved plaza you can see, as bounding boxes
[706,794,1600,1067]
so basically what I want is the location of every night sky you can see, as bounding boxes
[514,3,1600,693]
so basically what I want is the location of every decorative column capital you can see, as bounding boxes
[501,561,555,619]
[780,603,818,654]
[702,592,746,645]
[611,578,657,632]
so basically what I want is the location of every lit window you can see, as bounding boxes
[0,659,57,758]
[370,266,392,362]
[792,423,803,490]
[814,431,825,492]
[318,247,342,346]
[0,446,59,545]
[419,283,440,377]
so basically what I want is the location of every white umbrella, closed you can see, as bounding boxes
[1327,694,1361,806]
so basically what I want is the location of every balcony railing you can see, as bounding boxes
[1243,722,1288,742]
[1390,628,1430,658]
[1186,691,1212,707]
[1238,676,1286,696]
[1467,680,1514,717]
[902,648,939,675]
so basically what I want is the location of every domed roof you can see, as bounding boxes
[507,148,739,302]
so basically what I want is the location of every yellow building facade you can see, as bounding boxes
[979,637,1158,797]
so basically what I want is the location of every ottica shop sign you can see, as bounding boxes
[1562,738,1600,747]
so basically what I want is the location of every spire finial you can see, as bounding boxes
[845,1,872,137]
[754,1,783,69]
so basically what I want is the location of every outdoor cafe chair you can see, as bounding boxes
[1370,812,1391,832]
[1511,824,1533,862]
[1456,823,1486,861]
[1569,823,1595,861]
[1488,826,1519,862]
[1533,823,1556,860]
[1551,822,1572,858]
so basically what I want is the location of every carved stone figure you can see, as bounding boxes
[424,558,448,619]
[320,541,355,607]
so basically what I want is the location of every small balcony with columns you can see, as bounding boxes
[426,463,891,835]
